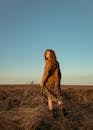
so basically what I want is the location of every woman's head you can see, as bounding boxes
[44,49,57,62]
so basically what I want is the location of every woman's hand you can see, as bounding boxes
[40,82,44,87]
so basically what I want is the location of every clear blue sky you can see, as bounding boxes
[0,0,93,85]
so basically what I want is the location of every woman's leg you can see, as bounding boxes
[48,96,53,111]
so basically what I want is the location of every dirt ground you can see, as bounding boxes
[0,84,93,130]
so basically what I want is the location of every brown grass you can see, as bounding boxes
[0,84,93,130]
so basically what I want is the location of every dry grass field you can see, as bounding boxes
[0,84,93,130]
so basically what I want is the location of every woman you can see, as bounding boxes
[40,49,63,111]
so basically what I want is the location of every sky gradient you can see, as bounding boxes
[0,0,93,85]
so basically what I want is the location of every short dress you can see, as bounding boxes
[41,60,62,103]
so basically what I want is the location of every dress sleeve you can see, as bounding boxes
[41,60,51,86]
